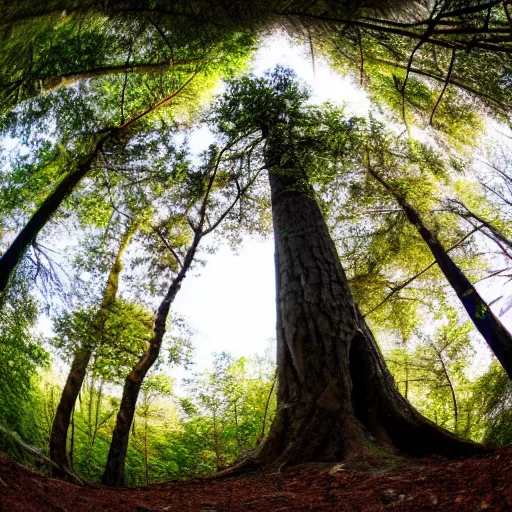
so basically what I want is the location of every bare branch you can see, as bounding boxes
[429,48,456,126]
[153,228,183,269]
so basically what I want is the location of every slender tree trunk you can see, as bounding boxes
[259,371,276,441]
[88,376,94,440]
[91,379,103,450]
[68,405,75,471]
[405,361,409,400]
[0,136,106,293]
[42,59,204,91]
[49,223,134,476]
[102,232,201,487]
[234,402,242,455]
[249,153,479,468]
[213,409,222,471]
[368,168,512,380]
[144,413,149,486]
[435,347,458,432]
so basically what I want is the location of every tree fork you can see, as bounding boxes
[101,230,201,487]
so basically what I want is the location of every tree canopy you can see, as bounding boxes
[1,0,512,488]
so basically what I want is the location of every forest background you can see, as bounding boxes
[1,0,512,488]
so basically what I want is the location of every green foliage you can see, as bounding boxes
[0,275,49,458]
[469,362,512,446]
[7,353,276,483]
[387,307,475,435]
[183,353,276,472]
[1,2,512,485]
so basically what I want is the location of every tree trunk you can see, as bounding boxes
[42,59,203,91]
[368,168,512,380]
[234,402,242,455]
[259,371,276,441]
[0,137,106,293]
[251,155,479,467]
[49,222,134,476]
[213,409,222,471]
[102,232,201,487]
[91,379,104,450]
[435,348,458,432]
[50,347,94,477]
[0,71,196,292]
[144,414,149,486]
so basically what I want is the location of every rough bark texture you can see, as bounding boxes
[369,168,512,380]
[0,138,106,293]
[49,224,134,477]
[102,233,201,487]
[252,157,479,467]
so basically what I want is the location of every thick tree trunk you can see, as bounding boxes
[369,168,512,380]
[49,223,133,476]
[0,137,106,293]
[102,233,201,487]
[251,157,479,467]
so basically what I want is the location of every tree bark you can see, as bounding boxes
[368,168,512,380]
[102,231,201,487]
[259,371,276,441]
[49,222,134,476]
[250,154,479,467]
[0,137,106,293]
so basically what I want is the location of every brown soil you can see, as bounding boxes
[1,449,511,511]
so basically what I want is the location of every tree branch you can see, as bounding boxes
[429,47,456,125]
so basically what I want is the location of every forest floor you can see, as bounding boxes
[1,448,512,511]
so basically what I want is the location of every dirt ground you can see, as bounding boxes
[1,448,511,511]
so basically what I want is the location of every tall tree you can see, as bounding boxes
[49,220,136,476]
[0,71,197,293]
[213,69,479,468]
[365,153,512,379]
[102,139,262,486]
